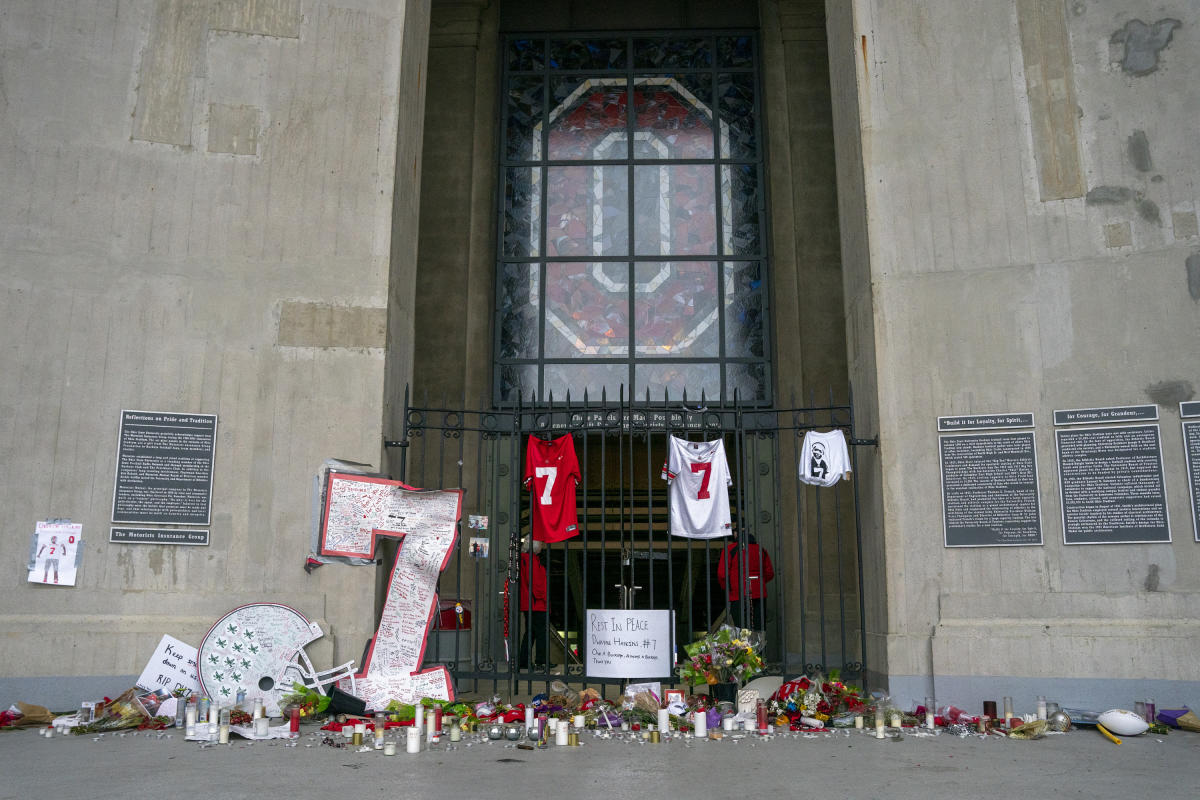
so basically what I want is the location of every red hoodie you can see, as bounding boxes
[717,542,774,601]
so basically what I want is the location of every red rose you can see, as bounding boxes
[816,700,831,714]
[798,678,811,691]
[821,683,833,694]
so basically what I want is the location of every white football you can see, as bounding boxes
[1097,709,1149,736]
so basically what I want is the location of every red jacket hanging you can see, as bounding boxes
[519,551,548,612]
[717,541,774,601]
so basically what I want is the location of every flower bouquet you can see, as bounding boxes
[281,682,331,719]
[769,670,869,726]
[677,625,764,687]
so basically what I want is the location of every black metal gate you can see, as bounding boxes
[388,388,875,696]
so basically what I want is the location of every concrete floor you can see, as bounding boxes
[2,722,1196,800]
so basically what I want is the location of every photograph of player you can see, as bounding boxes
[28,522,81,586]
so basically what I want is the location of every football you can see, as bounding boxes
[1097,709,1149,736]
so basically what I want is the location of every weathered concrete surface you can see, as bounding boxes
[2,721,1198,800]
[0,0,428,707]
[828,0,1200,704]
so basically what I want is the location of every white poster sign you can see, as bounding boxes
[28,521,81,586]
[135,634,201,697]
[586,609,673,679]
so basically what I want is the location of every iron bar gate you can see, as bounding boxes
[387,387,876,697]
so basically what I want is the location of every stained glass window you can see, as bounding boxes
[496,32,769,405]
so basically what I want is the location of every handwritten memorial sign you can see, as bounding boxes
[136,634,200,697]
[586,609,673,679]
[323,473,463,710]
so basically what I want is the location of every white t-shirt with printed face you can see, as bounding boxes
[661,436,733,539]
[799,429,852,487]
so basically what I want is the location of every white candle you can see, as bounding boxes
[427,710,437,740]
[889,711,900,728]
[406,727,421,754]
[573,714,585,729]
[449,724,461,742]
[1036,696,1047,721]
[658,709,670,732]
[555,723,569,746]
[854,715,864,729]
[875,716,885,739]
[722,716,735,731]
[525,707,535,732]
[547,718,559,735]
[692,712,707,739]
[254,717,270,737]
[383,741,396,756]
[413,708,423,737]
[253,699,264,719]
[185,707,197,737]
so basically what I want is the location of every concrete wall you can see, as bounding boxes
[0,0,429,708]
[831,0,1200,709]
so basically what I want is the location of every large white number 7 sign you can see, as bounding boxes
[319,473,463,710]
[535,466,558,505]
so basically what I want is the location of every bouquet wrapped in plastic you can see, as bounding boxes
[678,626,764,687]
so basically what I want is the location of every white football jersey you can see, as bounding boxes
[661,436,733,539]
[799,430,852,487]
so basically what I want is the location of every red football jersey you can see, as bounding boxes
[523,434,581,543]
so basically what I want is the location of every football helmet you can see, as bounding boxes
[197,603,356,717]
